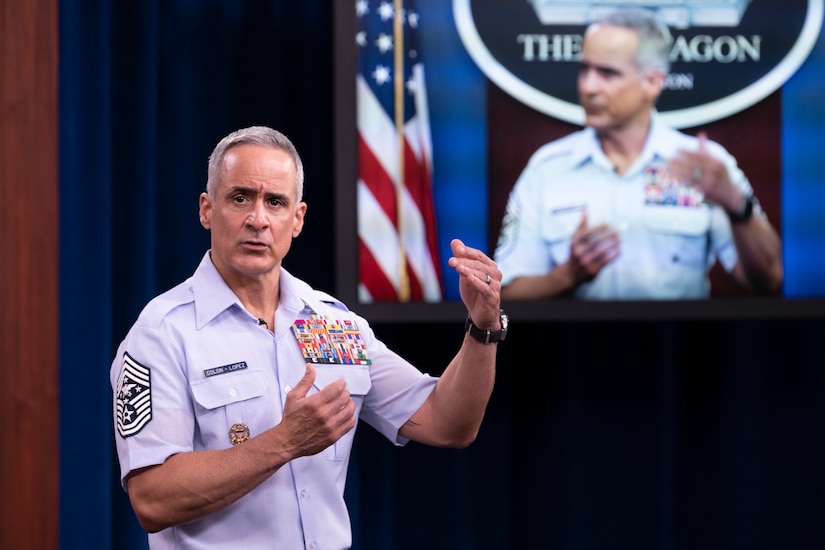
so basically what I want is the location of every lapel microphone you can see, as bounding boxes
[258,318,268,328]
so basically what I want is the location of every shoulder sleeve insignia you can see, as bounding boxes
[115,352,152,438]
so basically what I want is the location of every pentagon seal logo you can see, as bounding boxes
[454,0,823,128]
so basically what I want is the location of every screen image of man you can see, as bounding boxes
[493,7,782,301]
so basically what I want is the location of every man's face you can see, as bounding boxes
[578,24,660,132]
[198,143,306,285]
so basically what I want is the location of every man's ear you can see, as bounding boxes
[292,201,307,238]
[199,192,211,230]
[644,69,666,101]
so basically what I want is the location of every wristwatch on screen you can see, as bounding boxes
[465,309,509,344]
[727,192,757,224]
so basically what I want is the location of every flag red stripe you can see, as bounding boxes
[358,134,398,225]
[406,260,424,300]
[359,238,398,300]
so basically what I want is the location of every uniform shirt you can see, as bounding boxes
[111,251,438,549]
[494,116,759,300]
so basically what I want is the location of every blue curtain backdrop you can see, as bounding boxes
[59,1,825,550]
[59,1,340,548]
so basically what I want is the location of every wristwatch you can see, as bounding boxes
[728,193,756,224]
[465,309,509,344]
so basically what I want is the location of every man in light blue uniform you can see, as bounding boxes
[111,126,508,549]
[494,7,782,300]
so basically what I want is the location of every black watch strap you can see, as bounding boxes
[728,193,756,224]
[465,309,509,344]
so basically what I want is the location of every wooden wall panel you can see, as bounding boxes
[0,0,60,548]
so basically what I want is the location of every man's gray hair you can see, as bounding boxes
[206,125,305,202]
[589,7,673,74]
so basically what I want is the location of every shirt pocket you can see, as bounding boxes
[312,364,372,461]
[190,369,270,448]
[313,364,372,410]
[643,205,711,271]
[541,205,586,265]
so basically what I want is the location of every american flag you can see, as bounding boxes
[356,0,443,302]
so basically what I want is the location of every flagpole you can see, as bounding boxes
[393,0,410,302]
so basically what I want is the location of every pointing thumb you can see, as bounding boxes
[290,363,317,400]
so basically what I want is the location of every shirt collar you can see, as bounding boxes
[280,270,350,319]
[643,112,676,159]
[570,126,599,168]
[191,252,236,329]
[278,268,321,317]
[573,111,675,176]
[190,251,336,329]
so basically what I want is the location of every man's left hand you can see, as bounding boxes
[447,239,501,330]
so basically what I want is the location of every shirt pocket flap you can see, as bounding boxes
[313,364,372,396]
[542,207,585,242]
[644,205,710,236]
[191,369,269,410]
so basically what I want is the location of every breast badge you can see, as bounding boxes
[229,423,250,445]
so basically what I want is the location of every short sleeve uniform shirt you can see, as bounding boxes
[494,118,756,299]
[111,252,437,549]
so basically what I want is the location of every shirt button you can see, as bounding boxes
[308,541,317,549]
[229,388,237,397]
[285,385,292,393]
[301,489,308,498]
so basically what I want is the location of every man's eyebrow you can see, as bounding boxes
[227,184,256,194]
[264,190,292,204]
[580,61,623,75]
[580,60,611,70]
[226,185,288,199]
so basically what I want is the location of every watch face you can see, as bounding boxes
[499,311,509,340]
